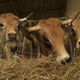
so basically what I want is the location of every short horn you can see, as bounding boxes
[62,19,73,25]
[28,25,41,32]
[19,17,27,22]
[19,12,34,22]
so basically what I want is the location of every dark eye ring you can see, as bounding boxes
[15,25,20,31]
[0,23,4,27]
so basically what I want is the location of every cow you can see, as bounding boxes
[0,13,73,62]
[0,13,33,59]
[28,18,71,63]
[0,13,46,59]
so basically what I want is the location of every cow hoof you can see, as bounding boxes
[56,53,70,64]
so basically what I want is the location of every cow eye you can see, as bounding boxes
[0,23,4,27]
[0,23,5,32]
[17,25,21,29]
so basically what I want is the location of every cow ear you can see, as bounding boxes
[70,25,76,36]
[16,22,29,31]
[21,21,30,28]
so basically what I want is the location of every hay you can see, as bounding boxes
[0,54,80,80]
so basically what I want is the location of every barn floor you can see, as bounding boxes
[0,54,80,80]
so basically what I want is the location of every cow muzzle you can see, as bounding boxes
[7,33,17,41]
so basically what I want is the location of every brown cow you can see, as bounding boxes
[0,13,30,59]
[30,18,70,63]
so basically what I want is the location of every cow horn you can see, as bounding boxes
[28,25,41,32]
[19,12,34,22]
[62,11,80,25]
[62,19,73,25]
[19,17,27,22]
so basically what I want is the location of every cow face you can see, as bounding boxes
[0,13,19,42]
[33,18,70,63]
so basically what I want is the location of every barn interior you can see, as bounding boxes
[0,0,66,19]
[0,0,79,18]
[0,0,80,80]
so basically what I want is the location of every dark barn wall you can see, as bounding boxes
[0,0,66,19]
[17,0,67,19]
[0,0,19,16]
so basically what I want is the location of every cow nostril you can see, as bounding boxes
[78,41,80,45]
[13,34,17,37]
[8,33,17,37]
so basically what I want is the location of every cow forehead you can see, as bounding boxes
[0,13,19,27]
[0,13,19,20]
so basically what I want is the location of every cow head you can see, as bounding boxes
[0,13,32,42]
[0,13,19,42]
[62,12,80,48]
[0,13,32,56]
